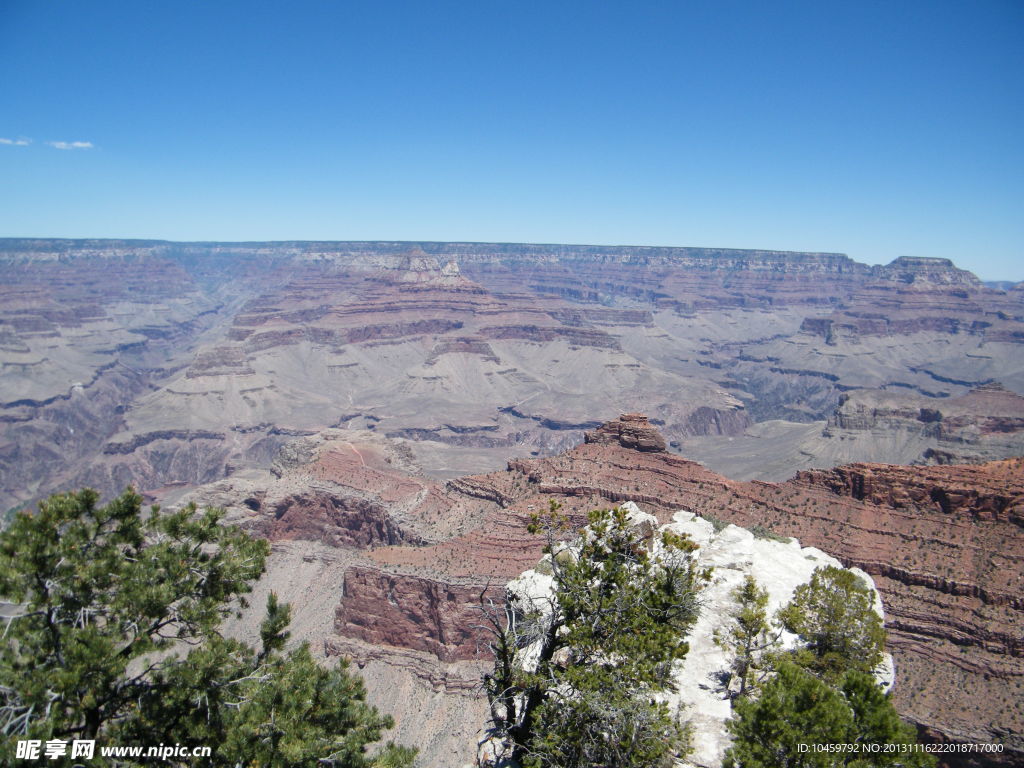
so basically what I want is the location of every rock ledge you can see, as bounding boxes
[584,413,667,452]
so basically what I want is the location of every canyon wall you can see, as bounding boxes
[3,239,1023,766]
[181,417,1023,767]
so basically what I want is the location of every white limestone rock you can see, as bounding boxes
[662,513,891,768]
[493,507,894,768]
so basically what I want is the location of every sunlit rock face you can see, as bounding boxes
[173,414,1022,767]
[488,501,892,768]
[6,239,1023,515]
[661,509,891,768]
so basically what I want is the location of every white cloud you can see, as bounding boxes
[48,140,93,150]
[0,137,31,146]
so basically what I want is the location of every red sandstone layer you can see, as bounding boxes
[297,417,1021,764]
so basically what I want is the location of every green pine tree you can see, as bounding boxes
[840,670,934,767]
[724,662,935,768]
[724,661,855,768]
[714,575,781,699]
[0,488,415,768]
[726,565,933,768]
[778,565,886,682]
[482,502,706,768]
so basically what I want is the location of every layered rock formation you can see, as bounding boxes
[4,239,1023,514]
[3,239,1023,764]
[583,412,667,451]
[177,416,1021,767]
[799,257,1019,345]
[0,250,247,512]
[824,383,1024,464]
[685,382,1024,482]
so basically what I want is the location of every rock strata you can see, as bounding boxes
[356,420,1022,766]
[335,568,499,663]
[821,383,1024,465]
[583,412,668,452]
[5,239,1024,513]
[172,416,1024,767]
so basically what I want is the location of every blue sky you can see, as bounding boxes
[1,1,1021,279]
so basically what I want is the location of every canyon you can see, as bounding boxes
[2,240,1023,765]
[3,239,1023,514]
[181,415,1022,767]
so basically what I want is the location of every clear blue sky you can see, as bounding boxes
[1,1,1021,279]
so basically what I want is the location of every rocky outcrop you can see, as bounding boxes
[583,412,667,451]
[383,427,520,449]
[171,417,1024,767]
[876,256,982,287]
[185,346,256,378]
[791,460,1023,523]
[480,504,894,768]
[259,492,419,549]
[352,419,1021,765]
[683,405,752,436]
[546,307,653,326]
[335,568,499,663]
[235,319,467,350]
[478,324,621,349]
[822,384,1024,465]
[102,429,226,455]
[425,337,501,365]
[796,260,1022,344]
